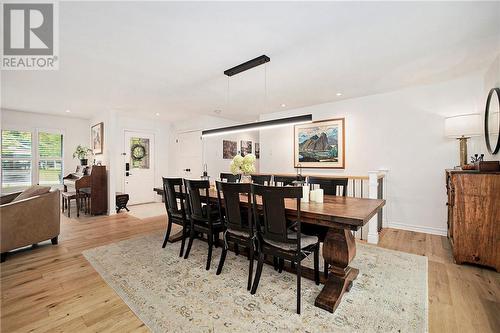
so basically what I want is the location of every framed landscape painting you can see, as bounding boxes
[91,122,104,155]
[294,118,345,169]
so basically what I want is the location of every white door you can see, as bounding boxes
[176,130,202,179]
[124,131,155,205]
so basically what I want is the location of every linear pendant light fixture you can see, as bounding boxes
[224,55,270,77]
[201,54,309,138]
[201,114,312,137]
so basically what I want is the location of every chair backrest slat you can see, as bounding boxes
[184,179,212,222]
[220,173,241,183]
[162,177,186,219]
[308,177,348,196]
[251,174,272,185]
[216,181,252,234]
[251,184,302,245]
[273,175,301,186]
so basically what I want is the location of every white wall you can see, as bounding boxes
[203,130,260,180]
[258,71,499,236]
[90,111,172,211]
[1,109,90,178]
[170,115,260,180]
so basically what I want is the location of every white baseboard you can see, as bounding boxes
[367,233,379,244]
[387,222,447,237]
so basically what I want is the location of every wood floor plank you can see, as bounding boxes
[1,211,498,332]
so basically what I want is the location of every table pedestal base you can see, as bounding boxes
[168,228,185,243]
[315,267,358,312]
[314,227,358,313]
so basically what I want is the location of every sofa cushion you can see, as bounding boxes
[13,185,51,202]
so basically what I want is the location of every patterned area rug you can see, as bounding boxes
[83,232,428,333]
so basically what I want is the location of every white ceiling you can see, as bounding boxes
[2,1,499,122]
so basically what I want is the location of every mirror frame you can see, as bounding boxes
[485,87,500,155]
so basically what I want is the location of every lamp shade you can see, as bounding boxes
[445,114,482,138]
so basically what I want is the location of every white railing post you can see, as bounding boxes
[379,169,389,228]
[367,171,379,244]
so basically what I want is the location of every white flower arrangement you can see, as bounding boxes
[230,153,256,175]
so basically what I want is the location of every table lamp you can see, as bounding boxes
[445,114,482,167]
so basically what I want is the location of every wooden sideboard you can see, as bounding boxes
[446,170,500,271]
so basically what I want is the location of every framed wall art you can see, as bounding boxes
[294,118,345,169]
[223,140,237,159]
[240,140,252,157]
[91,122,104,155]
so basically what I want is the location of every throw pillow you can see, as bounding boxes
[13,185,51,202]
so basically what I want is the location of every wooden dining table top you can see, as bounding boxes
[206,188,385,230]
[153,186,384,230]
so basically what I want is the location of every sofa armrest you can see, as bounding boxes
[0,190,60,253]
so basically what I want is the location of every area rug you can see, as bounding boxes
[83,232,428,333]
[126,202,165,220]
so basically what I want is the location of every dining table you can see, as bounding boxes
[153,186,385,313]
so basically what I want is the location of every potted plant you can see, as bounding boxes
[230,154,256,183]
[73,145,92,166]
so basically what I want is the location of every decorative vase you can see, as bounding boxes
[240,174,252,183]
[80,159,88,166]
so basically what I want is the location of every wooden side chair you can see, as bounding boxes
[220,173,241,183]
[250,184,320,314]
[307,176,348,278]
[250,174,272,185]
[183,179,225,270]
[162,177,189,257]
[215,181,255,290]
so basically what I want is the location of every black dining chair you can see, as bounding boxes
[183,179,226,270]
[162,177,189,257]
[220,173,241,183]
[215,181,255,290]
[251,174,272,185]
[307,176,348,278]
[273,175,301,186]
[307,176,348,196]
[250,184,320,314]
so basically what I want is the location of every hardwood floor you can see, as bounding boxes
[1,212,499,332]
[378,228,500,333]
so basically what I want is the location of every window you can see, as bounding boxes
[38,132,63,185]
[1,129,64,192]
[1,130,33,192]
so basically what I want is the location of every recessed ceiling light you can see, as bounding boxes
[281,104,286,108]
[65,109,71,113]
[336,92,343,96]
[155,113,160,116]
[213,109,222,115]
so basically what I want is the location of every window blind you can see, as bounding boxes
[1,130,33,191]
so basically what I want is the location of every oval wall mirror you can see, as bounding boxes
[485,87,500,154]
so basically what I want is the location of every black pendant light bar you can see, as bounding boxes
[224,55,270,77]
[202,114,312,137]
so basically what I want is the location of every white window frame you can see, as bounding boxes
[36,128,65,187]
[0,127,65,192]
